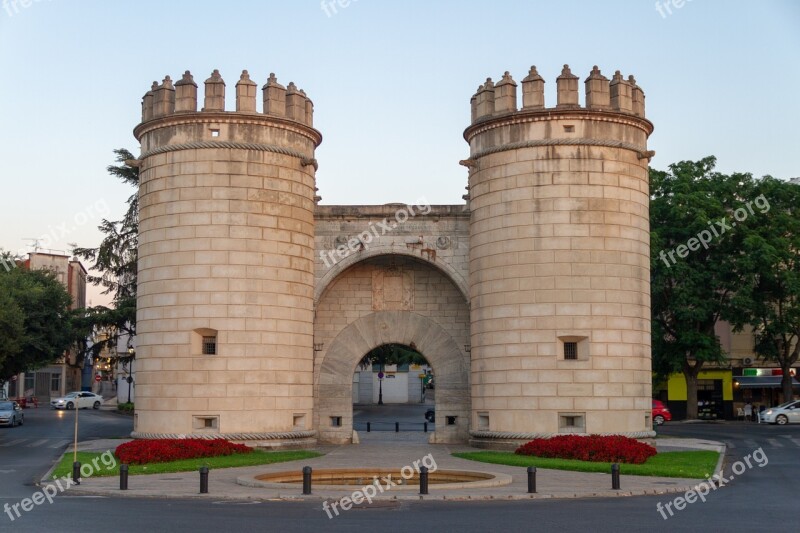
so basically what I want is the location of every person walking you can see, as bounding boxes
[744,401,753,422]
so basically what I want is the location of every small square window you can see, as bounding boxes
[564,342,578,360]
[202,336,217,355]
[558,413,585,434]
[477,413,489,429]
[558,336,588,361]
[331,416,342,427]
[193,416,219,431]
[211,129,220,137]
[446,416,457,426]
[563,125,575,133]
[293,414,306,430]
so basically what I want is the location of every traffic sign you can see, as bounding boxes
[95,375,102,382]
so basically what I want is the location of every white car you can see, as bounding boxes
[759,400,800,425]
[0,401,24,427]
[50,392,103,410]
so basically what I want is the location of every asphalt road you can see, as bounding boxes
[1,411,798,532]
[0,405,133,499]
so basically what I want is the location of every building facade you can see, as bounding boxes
[131,64,655,447]
[655,321,800,420]
[6,252,87,402]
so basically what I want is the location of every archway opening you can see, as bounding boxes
[352,343,435,437]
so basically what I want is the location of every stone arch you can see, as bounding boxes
[314,245,469,306]
[315,311,470,444]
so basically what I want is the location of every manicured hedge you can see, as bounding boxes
[115,439,252,465]
[515,435,657,464]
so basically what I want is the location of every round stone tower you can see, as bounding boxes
[464,65,655,445]
[132,69,321,446]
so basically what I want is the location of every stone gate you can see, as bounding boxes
[131,64,655,448]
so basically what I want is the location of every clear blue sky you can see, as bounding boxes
[1,0,798,305]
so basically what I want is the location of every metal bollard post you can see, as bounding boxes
[527,466,536,494]
[120,464,129,490]
[395,422,399,433]
[199,466,209,494]
[611,463,620,490]
[72,462,81,485]
[419,466,429,495]
[424,422,428,433]
[367,422,371,432]
[302,466,312,495]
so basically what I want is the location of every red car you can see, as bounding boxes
[652,400,672,425]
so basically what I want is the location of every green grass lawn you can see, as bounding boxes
[51,450,321,479]
[452,450,718,479]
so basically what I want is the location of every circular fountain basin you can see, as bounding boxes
[238,468,511,491]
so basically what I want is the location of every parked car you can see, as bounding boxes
[0,401,24,427]
[760,400,800,425]
[652,399,672,425]
[50,392,103,410]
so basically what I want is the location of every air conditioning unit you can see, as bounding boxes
[743,357,754,366]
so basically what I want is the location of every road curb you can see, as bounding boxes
[711,443,727,481]
[64,482,705,502]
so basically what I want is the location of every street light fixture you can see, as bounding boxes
[126,348,135,404]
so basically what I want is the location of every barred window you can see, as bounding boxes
[202,336,217,355]
[564,342,578,360]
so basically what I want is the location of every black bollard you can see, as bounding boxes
[302,466,312,495]
[367,422,371,432]
[199,466,209,494]
[120,464,129,490]
[527,466,537,494]
[72,461,81,485]
[395,422,399,433]
[611,463,620,490]
[424,422,428,433]
[419,466,429,495]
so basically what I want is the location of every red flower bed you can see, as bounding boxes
[115,439,252,465]
[515,435,657,464]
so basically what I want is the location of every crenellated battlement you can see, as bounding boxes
[469,64,646,124]
[139,69,315,127]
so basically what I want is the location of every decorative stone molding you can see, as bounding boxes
[131,430,317,441]
[469,430,657,440]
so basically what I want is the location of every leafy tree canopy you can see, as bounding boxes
[650,157,756,417]
[71,149,138,361]
[0,257,74,380]
[725,176,800,401]
[359,343,429,370]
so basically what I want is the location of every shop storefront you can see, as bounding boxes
[732,368,800,412]
[660,370,734,420]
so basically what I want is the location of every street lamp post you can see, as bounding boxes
[126,348,135,404]
[377,369,384,405]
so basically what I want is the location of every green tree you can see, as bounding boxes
[358,343,429,405]
[72,148,138,360]
[650,157,753,419]
[0,256,24,372]
[359,344,428,370]
[726,177,800,403]
[0,262,74,381]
